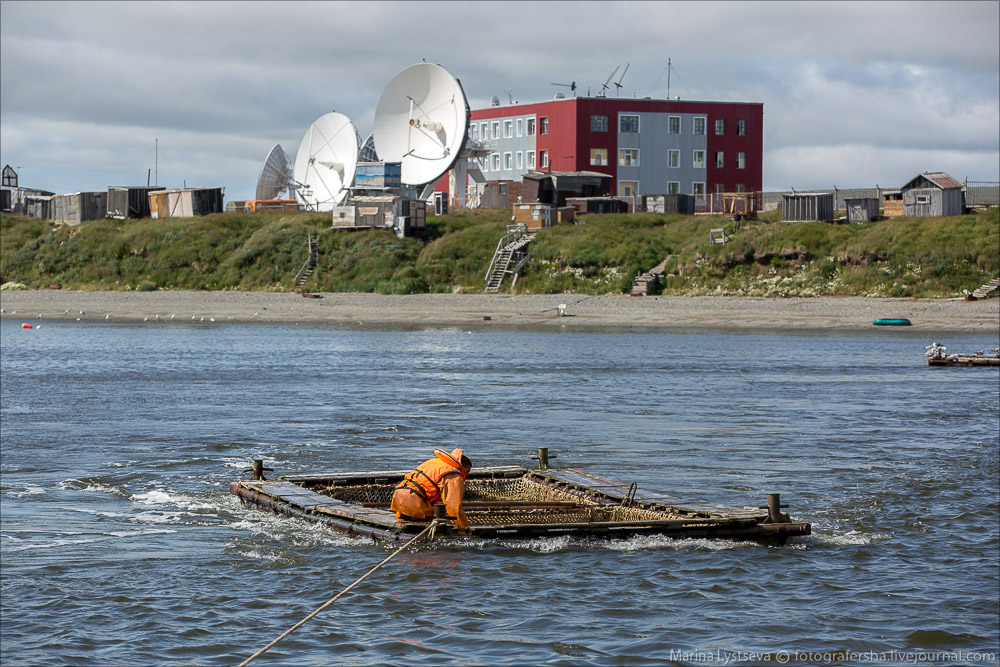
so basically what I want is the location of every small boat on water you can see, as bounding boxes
[230,451,811,545]
[873,318,911,326]
[925,343,1000,367]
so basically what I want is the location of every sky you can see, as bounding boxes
[1,0,998,202]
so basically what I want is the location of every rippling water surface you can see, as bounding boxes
[1,319,998,666]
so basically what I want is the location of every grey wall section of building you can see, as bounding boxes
[474,113,538,181]
[617,112,706,197]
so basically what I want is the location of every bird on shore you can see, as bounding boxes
[106,314,110,320]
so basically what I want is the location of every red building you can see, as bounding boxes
[453,96,762,205]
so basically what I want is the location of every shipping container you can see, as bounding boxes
[781,192,834,222]
[107,186,164,219]
[53,192,107,224]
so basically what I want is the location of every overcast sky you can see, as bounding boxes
[1,1,998,201]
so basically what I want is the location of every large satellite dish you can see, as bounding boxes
[293,112,360,210]
[359,133,379,163]
[373,63,470,188]
[255,144,294,201]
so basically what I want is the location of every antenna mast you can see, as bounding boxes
[667,58,671,100]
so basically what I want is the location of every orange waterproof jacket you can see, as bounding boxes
[391,448,469,528]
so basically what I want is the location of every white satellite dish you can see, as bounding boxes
[373,63,470,189]
[255,144,294,201]
[293,112,360,211]
[359,133,379,163]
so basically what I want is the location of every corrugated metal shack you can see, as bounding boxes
[3,187,55,218]
[565,197,629,215]
[643,194,695,215]
[782,192,834,222]
[512,202,553,231]
[844,197,880,223]
[52,192,107,224]
[107,186,164,219]
[331,196,426,237]
[901,172,965,217]
[521,170,611,207]
[474,181,521,209]
[148,187,224,218]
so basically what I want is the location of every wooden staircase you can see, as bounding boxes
[485,226,534,293]
[293,233,319,288]
[970,275,1000,300]
[630,255,672,296]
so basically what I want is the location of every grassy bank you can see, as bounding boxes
[2,207,997,297]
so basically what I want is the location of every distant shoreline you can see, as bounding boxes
[2,290,998,334]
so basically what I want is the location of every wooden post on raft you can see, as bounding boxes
[764,493,789,523]
[533,447,557,469]
[248,459,273,481]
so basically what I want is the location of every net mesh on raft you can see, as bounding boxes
[314,476,687,525]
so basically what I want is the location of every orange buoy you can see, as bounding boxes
[21,323,33,329]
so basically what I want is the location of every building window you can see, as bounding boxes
[693,150,705,169]
[470,124,477,140]
[480,122,488,139]
[715,119,725,136]
[619,149,639,166]
[516,151,523,169]
[540,117,549,135]
[590,148,608,166]
[479,156,487,171]
[714,183,725,194]
[620,115,639,133]
[693,182,705,196]
[516,118,523,137]
[694,117,706,135]
[737,152,746,169]
[668,116,681,134]
[527,118,535,136]
[715,151,724,168]
[668,181,680,195]
[540,150,548,168]
[504,152,512,170]
[668,149,680,168]
[737,119,747,136]
[527,150,536,169]
[735,184,746,193]
[591,115,609,132]
[504,120,513,138]
[492,121,500,140]
[619,181,639,199]
[491,153,500,171]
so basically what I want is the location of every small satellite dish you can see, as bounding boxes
[293,112,360,211]
[359,133,379,163]
[255,144,294,201]
[554,93,565,99]
[490,96,501,107]
[373,62,470,188]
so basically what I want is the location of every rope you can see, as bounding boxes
[236,521,438,667]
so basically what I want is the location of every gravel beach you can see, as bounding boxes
[1,290,997,333]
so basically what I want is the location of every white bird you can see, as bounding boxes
[106,314,110,320]
[192,316,196,320]
[209,317,215,322]
[37,314,41,319]
[170,314,175,320]
[144,316,149,322]
[64,309,69,314]
[80,311,84,315]
[200,317,204,322]
[154,314,159,320]
[253,312,258,317]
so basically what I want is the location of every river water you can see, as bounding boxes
[1,319,997,666]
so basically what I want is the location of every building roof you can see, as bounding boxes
[903,172,963,190]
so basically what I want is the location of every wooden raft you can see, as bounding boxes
[230,465,810,545]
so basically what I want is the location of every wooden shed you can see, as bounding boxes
[901,172,965,217]
[844,197,880,223]
[148,187,224,218]
[882,190,903,218]
[782,192,834,222]
[521,170,611,207]
[331,195,426,237]
[512,202,553,231]
[52,192,107,224]
[108,186,165,219]
[643,193,695,215]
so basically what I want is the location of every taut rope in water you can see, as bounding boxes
[236,521,438,667]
